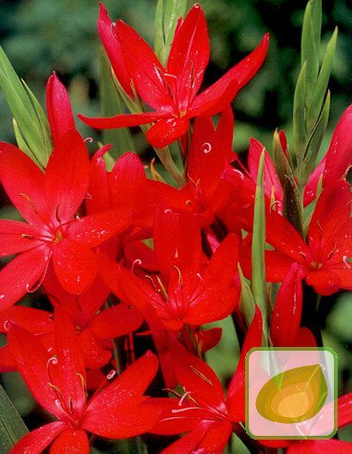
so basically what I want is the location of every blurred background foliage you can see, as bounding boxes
[0,0,351,448]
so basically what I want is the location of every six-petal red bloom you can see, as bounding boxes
[79,3,269,147]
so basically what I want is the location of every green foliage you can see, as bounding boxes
[0,383,28,452]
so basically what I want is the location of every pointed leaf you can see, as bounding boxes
[0,384,28,452]
[251,151,267,324]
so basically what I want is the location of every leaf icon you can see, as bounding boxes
[255,364,328,423]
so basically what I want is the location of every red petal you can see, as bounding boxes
[338,392,352,428]
[306,269,341,296]
[52,306,87,420]
[270,262,304,346]
[98,4,134,98]
[0,142,48,225]
[308,181,352,258]
[67,209,129,248]
[46,73,75,144]
[87,145,111,213]
[10,422,67,454]
[83,402,160,439]
[79,330,112,369]
[0,220,44,256]
[264,250,296,282]
[196,421,233,453]
[45,129,89,222]
[52,240,97,294]
[146,116,189,147]
[266,209,310,262]
[154,208,202,276]
[287,439,352,454]
[303,156,326,206]
[167,4,210,110]
[78,111,167,131]
[0,246,50,311]
[162,422,230,454]
[0,306,52,334]
[149,397,203,435]
[109,152,147,214]
[172,345,226,411]
[97,252,158,313]
[184,288,238,326]
[190,33,269,117]
[187,107,234,199]
[7,324,63,418]
[114,20,173,110]
[202,233,239,288]
[248,138,283,207]
[89,303,143,339]
[0,345,16,371]
[82,352,159,437]
[323,104,352,189]
[227,306,263,421]
[50,428,89,454]
[87,351,158,407]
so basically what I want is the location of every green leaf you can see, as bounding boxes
[301,5,319,103]
[164,0,187,56]
[251,151,268,331]
[293,62,307,164]
[21,79,53,157]
[0,46,51,168]
[0,384,28,452]
[307,28,337,131]
[154,0,166,65]
[238,264,255,328]
[99,48,135,157]
[301,91,330,184]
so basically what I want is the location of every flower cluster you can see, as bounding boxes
[0,2,351,453]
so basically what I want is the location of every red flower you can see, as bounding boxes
[150,308,263,452]
[99,209,240,330]
[242,180,352,296]
[79,4,269,147]
[304,105,352,205]
[0,130,129,309]
[7,306,159,453]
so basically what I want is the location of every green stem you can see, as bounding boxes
[153,146,186,186]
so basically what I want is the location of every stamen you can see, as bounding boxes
[171,406,203,414]
[173,266,183,288]
[190,365,214,386]
[21,233,35,240]
[76,371,87,396]
[178,391,192,406]
[327,242,337,260]
[131,259,142,274]
[343,256,351,269]
[155,275,169,301]
[201,142,212,154]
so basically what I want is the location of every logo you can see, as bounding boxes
[246,348,337,439]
